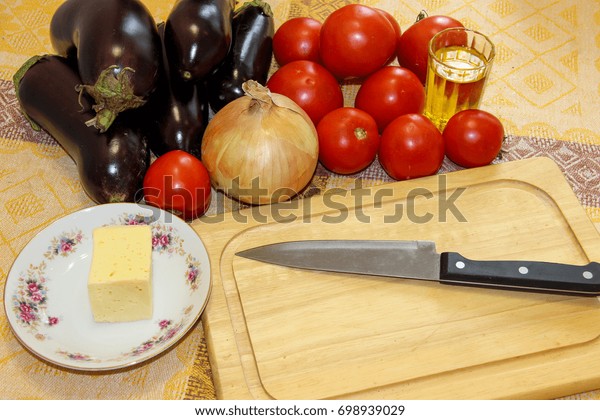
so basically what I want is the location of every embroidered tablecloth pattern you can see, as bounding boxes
[0,0,598,399]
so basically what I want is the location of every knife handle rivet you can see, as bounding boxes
[519,266,529,275]
[583,271,593,280]
[455,261,465,269]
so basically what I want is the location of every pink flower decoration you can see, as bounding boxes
[159,319,171,329]
[48,317,59,326]
[164,329,178,341]
[159,235,169,246]
[20,304,35,323]
[60,241,72,253]
[28,283,39,293]
[30,292,43,302]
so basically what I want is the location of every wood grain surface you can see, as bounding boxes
[193,157,600,399]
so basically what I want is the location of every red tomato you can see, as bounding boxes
[376,8,402,64]
[267,60,343,126]
[317,107,380,174]
[319,4,396,80]
[273,17,322,66]
[442,109,504,168]
[354,66,425,133]
[143,150,211,220]
[397,15,464,84]
[379,114,444,180]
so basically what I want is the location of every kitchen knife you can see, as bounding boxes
[235,240,600,296]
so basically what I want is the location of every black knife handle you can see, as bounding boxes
[439,252,600,296]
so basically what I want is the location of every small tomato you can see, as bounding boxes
[143,150,211,220]
[267,60,343,126]
[442,109,504,168]
[317,107,380,174]
[375,8,402,64]
[319,4,396,80]
[355,66,425,133]
[379,114,445,180]
[397,15,464,84]
[273,17,322,65]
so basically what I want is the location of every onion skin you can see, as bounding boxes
[201,81,318,205]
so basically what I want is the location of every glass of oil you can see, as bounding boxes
[423,28,495,131]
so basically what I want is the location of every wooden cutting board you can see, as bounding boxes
[191,157,600,400]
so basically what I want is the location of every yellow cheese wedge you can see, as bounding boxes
[88,225,153,322]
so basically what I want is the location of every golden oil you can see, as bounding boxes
[424,45,490,131]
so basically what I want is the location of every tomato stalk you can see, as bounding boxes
[354,127,368,141]
[415,10,428,22]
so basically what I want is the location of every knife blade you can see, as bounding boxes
[235,240,600,296]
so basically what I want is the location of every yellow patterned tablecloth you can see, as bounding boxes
[0,0,599,399]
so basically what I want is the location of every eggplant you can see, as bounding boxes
[208,0,275,112]
[164,0,235,82]
[14,55,150,204]
[50,0,162,132]
[147,24,209,159]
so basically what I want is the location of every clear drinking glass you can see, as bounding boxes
[423,28,495,131]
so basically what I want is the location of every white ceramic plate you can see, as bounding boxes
[4,203,211,371]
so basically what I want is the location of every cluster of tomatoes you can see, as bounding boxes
[143,5,505,221]
[267,4,504,180]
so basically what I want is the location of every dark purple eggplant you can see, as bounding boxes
[208,0,274,112]
[163,0,235,82]
[13,55,150,204]
[49,0,162,132]
[147,24,209,159]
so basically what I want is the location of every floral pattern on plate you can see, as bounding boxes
[185,254,202,291]
[43,230,84,260]
[151,223,185,257]
[5,203,211,371]
[124,314,188,358]
[12,228,83,339]
[56,350,96,362]
[116,212,155,226]
[11,262,60,340]
[55,306,195,364]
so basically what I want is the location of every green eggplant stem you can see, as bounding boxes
[13,55,45,131]
[238,0,273,16]
[76,66,146,132]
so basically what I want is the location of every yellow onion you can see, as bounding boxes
[201,80,319,204]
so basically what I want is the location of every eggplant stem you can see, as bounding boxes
[76,66,146,132]
[13,55,45,131]
[238,0,273,17]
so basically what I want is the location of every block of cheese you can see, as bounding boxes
[88,225,153,322]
